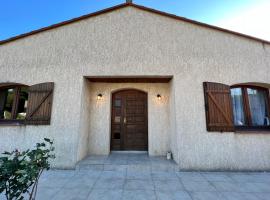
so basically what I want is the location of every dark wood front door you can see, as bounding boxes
[111,89,148,151]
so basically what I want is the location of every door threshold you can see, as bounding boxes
[111,151,148,154]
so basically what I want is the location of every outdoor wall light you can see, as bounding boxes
[97,93,103,100]
[157,94,161,100]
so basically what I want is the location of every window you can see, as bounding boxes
[0,85,28,122]
[0,82,54,125]
[203,82,270,132]
[231,86,270,129]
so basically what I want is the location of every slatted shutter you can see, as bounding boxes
[25,82,54,125]
[203,82,234,132]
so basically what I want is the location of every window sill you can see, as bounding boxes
[235,131,270,134]
[235,127,270,134]
[0,120,26,126]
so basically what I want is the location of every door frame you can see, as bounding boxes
[110,88,148,151]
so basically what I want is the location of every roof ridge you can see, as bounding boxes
[0,2,269,45]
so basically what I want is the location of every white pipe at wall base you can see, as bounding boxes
[166,151,172,160]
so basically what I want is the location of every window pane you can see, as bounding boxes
[247,88,270,126]
[115,116,121,123]
[231,88,246,126]
[0,88,15,119]
[114,99,121,107]
[16,87,28,119]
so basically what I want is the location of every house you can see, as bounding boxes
[0,2,270,171]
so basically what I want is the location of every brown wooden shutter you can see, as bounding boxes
[203,82,235,132]
[26,82,54,125]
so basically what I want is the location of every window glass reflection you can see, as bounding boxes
[247,88,270,126]
[0,86,29,120]
[0,88,15,119]
[16,87,28,119]
[231,88,246,126]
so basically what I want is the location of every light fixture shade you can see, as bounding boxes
[97,93,103,100]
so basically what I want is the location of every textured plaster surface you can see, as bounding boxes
[77,79,91,161]
[0,6,270,169]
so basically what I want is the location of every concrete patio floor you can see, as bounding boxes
[1,153,270,200]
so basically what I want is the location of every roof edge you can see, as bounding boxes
[0,2,270,45]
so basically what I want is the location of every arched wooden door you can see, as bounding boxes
[111,89,148,151]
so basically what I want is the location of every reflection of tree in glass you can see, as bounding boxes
[3,89,15,119]
[16,87,29,119]
[0,87,29,120]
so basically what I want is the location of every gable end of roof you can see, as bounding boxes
[0,2,269,45]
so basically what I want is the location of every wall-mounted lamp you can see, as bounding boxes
[97,93,103,100]
[157,94,161,100]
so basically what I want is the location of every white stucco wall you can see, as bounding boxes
[77,79,91,161]
[0,6,270,169]
[168,78,179,163]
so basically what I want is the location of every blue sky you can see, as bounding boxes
[1,0,269,41]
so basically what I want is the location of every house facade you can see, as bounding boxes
[0,3,270,170]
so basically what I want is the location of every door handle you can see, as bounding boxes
[124,117,126,124]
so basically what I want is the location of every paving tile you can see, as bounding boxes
[128,159,151,164]
[103,164,127,171]
[87,189,123,200]
[177,172,207,182]
[99,171,126,179]
[254,192,270,200]
[152,172,178,180]
[76,164,104,171]
[51,188,92,200]
[182,181,217,192]
[79,159,106,165]
[62,176,96,189]
[150,156,170,162]
[123,190,156,200]
[127,153,148,159]
[202,172,234,182]
[106,154,128,161]
[104,159,128,165]
[150,156,176,166]
[128,156,149,161]
[151,164,177,172]
[127,171,152,180]
[73,171,101,179]
[110,153,129,158]
[127,164,152,172]
[124,179,154,190]
[154,179,185,191]
[228,173,257,182]
[189,191,227,200]
[35,187,62,200]
[156,190,192,200]
[0,193,5,200]
[43,170,76,179]
[38,177,70,188]
[240,182,270,193]
[93,178,125,189]
[212,181,270,193]
[211,181,242,192]
[85,155,108,160]
[249,173,270,183]
[221,192,262,200]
